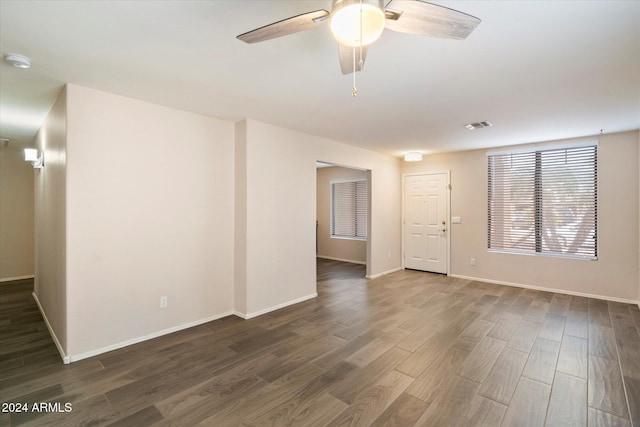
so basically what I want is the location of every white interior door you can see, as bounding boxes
[404,173,448,274]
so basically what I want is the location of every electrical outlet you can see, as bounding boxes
[160,296,168,308]
[387,252,391,260]
[470,258,476,266]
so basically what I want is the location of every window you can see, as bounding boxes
[331,180,367,240]
[488,143,597,259]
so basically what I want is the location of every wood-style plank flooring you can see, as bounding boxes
[1,260,640,426]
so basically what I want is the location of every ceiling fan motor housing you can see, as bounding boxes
[330,0,386,47]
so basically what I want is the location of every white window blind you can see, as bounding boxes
[331,180,367,239]
[488,144,597,259]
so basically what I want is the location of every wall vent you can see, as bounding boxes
[465,121,493,130]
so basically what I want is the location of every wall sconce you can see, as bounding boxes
[24,148,44,169]
[404,152,423,162]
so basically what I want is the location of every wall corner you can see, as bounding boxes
[234,120,248,315]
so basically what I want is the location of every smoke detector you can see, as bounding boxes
[4,53,31,69]
[464,121,493,130]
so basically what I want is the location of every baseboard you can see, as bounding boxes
[66,310,235,363]
[449,274,639,305]
[317,256,366,265]
[366,267,402,280]
[32,292,70,364]
[234,292,318,320]
[1,275,35,283]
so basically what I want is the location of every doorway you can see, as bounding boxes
[316,162,370,279]
[403,172,450,274]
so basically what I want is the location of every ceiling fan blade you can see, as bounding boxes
[338,44,369,75]
[237,9,330,44]
[384,0,480,40]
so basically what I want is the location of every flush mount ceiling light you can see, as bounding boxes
[465,121,493,130]
[4,53,32,69]
[404,151,423,162]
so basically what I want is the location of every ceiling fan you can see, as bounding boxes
[237,0,481,79]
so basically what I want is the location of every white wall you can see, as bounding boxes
[0,142,34,281]
[235,120,402,317]
[64,84,235,359]
[316,166,367,264]
[33,86,68,352]
[403,130,640,302]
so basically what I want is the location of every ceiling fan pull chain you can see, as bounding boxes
[352,45,357,97]
[359,0,364,71]
[350,0,365,97]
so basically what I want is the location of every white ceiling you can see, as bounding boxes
[1,1,639,158]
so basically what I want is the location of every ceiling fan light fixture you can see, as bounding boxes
[330,0,385,47]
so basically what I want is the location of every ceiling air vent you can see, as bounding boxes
[465,121,493,130]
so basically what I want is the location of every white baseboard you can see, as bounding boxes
[449,274,639,306]
[366,267,402,280]
[32,310,234,364]
[1,275,35,283]
[35,291,319,363]
[235,293,318,320]
[32,292,70,364]
[317,256,366,265]
[63,310,235,364]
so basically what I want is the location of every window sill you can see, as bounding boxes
[488,249,597,261]
[330,236,367,242]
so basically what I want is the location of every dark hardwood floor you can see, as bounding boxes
[1,260,639,426]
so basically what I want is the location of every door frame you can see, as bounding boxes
[401,171,451,275]
[316,161,372,278]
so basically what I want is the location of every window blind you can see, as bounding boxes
[488,144,597,258]
[331,180,367,239]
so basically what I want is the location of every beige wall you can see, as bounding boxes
[0,142,35,280]
[30,87,402,360]
[33,86,68,352]
[63,84,235,359]
[235,120,401,317]
[403,130,640,302]
[316,166,367,264]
